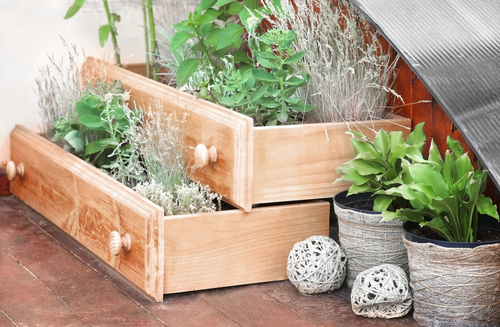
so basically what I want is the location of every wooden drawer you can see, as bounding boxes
[9,126,330,301]
[84,58,411,212]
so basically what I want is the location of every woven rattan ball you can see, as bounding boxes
[351,264,412,319]
[287,236,347,294]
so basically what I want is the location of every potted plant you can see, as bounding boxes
[378,136,500,326]
[85,0,411,212]
[333,122,426,287]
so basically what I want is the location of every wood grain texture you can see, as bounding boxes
[85,58,411,207]
[83,57,254,212]
[163,201,330,294]
[9,126,165,302]
[252,116,412,204]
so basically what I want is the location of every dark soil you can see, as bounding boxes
[408,225,500,243]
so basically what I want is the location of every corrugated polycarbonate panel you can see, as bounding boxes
[350,0,500,188]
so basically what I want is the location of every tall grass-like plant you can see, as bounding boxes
[35,41,83,139]
[132,101,222,215]
[262,0,400,123]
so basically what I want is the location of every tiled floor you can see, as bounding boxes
[0,195,419,327]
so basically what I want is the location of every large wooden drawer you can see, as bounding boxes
[84,58,412,212]
[9,126,330,301]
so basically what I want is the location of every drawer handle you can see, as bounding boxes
[6,161,24,181]
[108,231,131,256]
[194,144,217,168]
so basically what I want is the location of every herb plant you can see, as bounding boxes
[335,122,426,211]
[262,0,401,123]
[51,80,143,186]
[65,0,122,66]
[378,136,499,243]
[167,0,312,125]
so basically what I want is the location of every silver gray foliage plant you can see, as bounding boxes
[261,0,401,123]
[131,101,222,216]
[35,40,84,139]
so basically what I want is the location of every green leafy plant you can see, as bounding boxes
[170,0,260,87]
[65,0,122,66]
[210,28,312,125]
[51,80,142,187]
[334,122,426,211]
[166,0,311,125]
[378,136,499,243]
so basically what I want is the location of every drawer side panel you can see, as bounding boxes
[10,125,164,301]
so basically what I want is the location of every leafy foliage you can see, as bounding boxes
[378,136,499,242]
[167,0,312,125]
[52,80,142,186]
[335,122,426,211]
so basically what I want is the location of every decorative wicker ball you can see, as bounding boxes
[287,236,347,294]
[351,264,412,319]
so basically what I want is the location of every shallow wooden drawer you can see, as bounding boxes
[84,58,411,212]
[9,126,330,301]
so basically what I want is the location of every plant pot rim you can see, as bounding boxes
[333,190,381,214]
[403,219,500,249]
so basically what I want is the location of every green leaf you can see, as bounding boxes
[273,69,288,78]
[64,130,84,153]
[256,52,278,69]
[257,97,280,108]
[477,194,500,219]
[111,13,120,23]
[226,1,243,14]
[217,23,244,50]
[196,0,218,13]
[250,85,269,103]
[348,159,386,176]
[231,50,252,65]
[176,58,199,87]
[283,76,307,87]
[373,195,395,212]
[64,0,85,19]
[409,164,448,198]
[287,102,313,112]
[421,217,455,242]
[252,69,279,82]
[406,122,426,147]
[170,30,192,52]
[98,24,111,47]
[214,0,234,5]
[447,136,464,157]
[283,50,306,65]
[205,28,222,47]
[84,140,108,156]
[76,102,107,130]
[373,129,390,159]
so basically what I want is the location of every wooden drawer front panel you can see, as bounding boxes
[163,201,330,294]
[83,58,411,210]
[10,126,164,302]
[83,58,254,212]
[253,117,412,204]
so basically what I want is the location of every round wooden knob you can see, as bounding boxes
[194,144,217,168]
[108,231,131,256]
[6,161,24,181]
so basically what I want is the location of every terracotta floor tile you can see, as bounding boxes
[257,281,419,327]
[142,292,240,327]
[0,196,419,326]
[199,284,320,327]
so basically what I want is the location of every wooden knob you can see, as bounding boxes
[194,144,217,168]
[108,231,131,256]
[6,161,24,181]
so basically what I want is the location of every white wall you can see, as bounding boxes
[0,0,194,166]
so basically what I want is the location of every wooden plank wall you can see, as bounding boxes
[388,44,500,206]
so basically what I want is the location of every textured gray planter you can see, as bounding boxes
[403,221,500,326]
[333,190,408,288]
